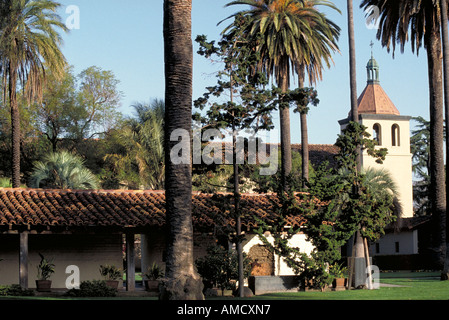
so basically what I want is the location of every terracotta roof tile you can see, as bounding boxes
[357,83,400,115]
[0,188,313,231]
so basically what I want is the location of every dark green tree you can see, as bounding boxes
[410,116,432,216]
[194,22,275,297]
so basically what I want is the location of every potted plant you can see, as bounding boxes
[36,253,55,292]
[143,262,164,292]
[329,263,348,290]
[99,264,122,290]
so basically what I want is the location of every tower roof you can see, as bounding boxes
[358,53,400,115]
[357,83,400,115]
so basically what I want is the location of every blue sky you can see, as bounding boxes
[57,0,430,145]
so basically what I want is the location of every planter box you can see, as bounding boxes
[36,280,52,292]
[105,280,119,290]
[332,278,347,291]
[248,276,300,295]
[144,280,160,292]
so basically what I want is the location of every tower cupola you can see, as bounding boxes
[367,53,380,84]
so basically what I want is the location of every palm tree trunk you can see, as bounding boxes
[9,64,20,188]
[298,71,309,189]
[426,12,447,270]
[441,0,449,280]
[347,0,369,289]
[347,0,359,126]
[233,131,244,298]
[300,113,309,187]
[279,72,292,190]
[160,0,203,300]
[423,5,448,271]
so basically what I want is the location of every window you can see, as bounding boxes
[375,243,380,254]
[395,242,400,253]
[373,123,382,145]
[392,124,400,147]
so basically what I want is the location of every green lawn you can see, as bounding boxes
[244,271,449,300]
[0,272,448,300]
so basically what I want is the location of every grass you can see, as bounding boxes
[244,271,449,300]
[0,272,448,301]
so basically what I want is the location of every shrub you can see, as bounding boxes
[195,245,252,292]
[0,284,34,296]
[65,280,117,297]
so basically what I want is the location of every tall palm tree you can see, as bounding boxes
[161,0,204,300]
[440,0,449,279]
[345,0,365,290]
[347,0,359,125]
[361,0,447,270]
[223,0,333,189]
[0,0,68,188]
[295,0,340,186]
[29,150,98,190]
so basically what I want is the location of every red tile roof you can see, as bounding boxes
[0,188,312,231]
[357,83,400,115]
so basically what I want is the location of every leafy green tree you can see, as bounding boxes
[29,150,98,190]
[72,66,123,141]
[255,122,394,291]
[0,0,68,187]
[410,116,432,216]
[194,25,276,297]
[32,65,77,152]
[195,245,252,294]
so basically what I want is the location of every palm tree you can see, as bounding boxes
[0,0,68,188]
[294,0,340,186]
[440,0,449,279]
[362,167,402,217]
[223,0,334,189]
[345,0,365,289]
[361,0,447,270]
[105,100,165,190]
[29,151,98,190]
[347,0,358,125]
[161,0,204,300]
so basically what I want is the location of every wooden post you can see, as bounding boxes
[126,233,135,291]
[19,232,29,289]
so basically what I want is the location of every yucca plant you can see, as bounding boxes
[29,150,98,190]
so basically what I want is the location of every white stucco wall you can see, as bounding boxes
[360,116,414,218]
[370,230,418,255]
[242,232,314,276]
[0,233,123,289]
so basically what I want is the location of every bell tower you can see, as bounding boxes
[339,52,414,219]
